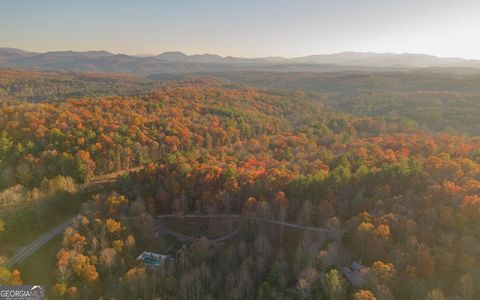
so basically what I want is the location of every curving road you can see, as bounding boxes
[6,218,73,268]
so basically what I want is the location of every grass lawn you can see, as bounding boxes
[0,188,102,257]
[0,214,73,257]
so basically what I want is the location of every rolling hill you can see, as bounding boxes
[2,48,480,75]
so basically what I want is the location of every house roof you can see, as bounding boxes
[137,251,173,267]
[340,261,370,287]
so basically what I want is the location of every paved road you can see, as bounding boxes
[3,166,145,268]
[6,218,73,268]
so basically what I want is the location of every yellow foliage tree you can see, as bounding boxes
[353,290,377,300]
[105,218,122,234]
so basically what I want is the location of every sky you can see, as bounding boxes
[1,0,480,59]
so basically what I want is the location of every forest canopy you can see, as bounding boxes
[1,69,480,299]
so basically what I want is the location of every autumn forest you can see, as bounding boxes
[1,67,480,300]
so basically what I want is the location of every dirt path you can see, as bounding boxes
[156,214,346,236]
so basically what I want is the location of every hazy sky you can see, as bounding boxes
[1,0,479,58]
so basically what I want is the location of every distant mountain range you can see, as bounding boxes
[2,47,480,75]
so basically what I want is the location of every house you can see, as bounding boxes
[137,251,173,268]
[340,261,370,287]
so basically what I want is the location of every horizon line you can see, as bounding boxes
[1,46,478,61]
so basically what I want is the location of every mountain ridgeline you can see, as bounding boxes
[2,48,480,75]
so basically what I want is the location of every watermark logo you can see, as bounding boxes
[0,285,44,300]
